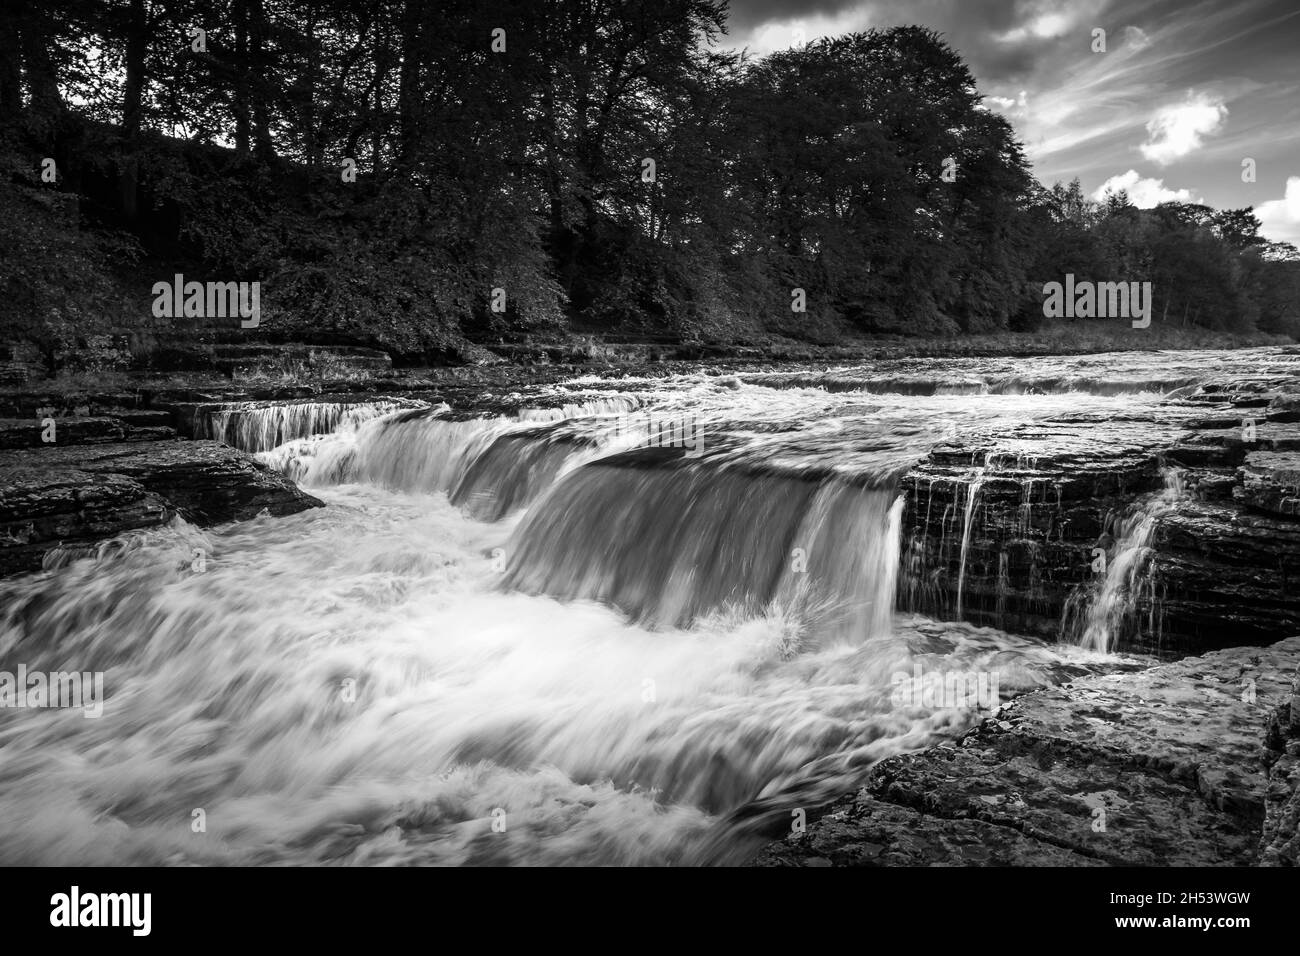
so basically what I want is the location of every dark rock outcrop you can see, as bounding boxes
[0,440,321,576]
[0,415,176,449]
[900,382,1300,656]
[753,636,1300,866]
[898,412,1174,643]
[1237,450,1300,518]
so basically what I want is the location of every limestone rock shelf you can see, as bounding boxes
[0,437,321,576]
[753,636,1300,866]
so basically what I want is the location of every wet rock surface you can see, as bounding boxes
[1262,665,1300,865]
[0,415,176,448]
[1237,450,1300,518]
[0,439,321,576]
[897,373,1300,656]
[753,636,1300,866]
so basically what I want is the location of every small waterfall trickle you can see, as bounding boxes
[954,466,987,618]
[1069,468,1185,653]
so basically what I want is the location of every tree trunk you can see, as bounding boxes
[371,6,387,178]
[302,7,319,166]
[0,15,22,122]
[234,0,251,153]
[122,0,146,135]
[397,0,422,169]
[250,0,275,160]
[120,0,147,220]
[18,2,65,121]
[372,69,384,178]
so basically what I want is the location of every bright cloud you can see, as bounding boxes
[1140,92,1228,165]
[1092,169,1199,207]
[996,0,1107,43]
[745,10,873,55]
[1256,176,1300,245]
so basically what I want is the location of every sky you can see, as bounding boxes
[718,0,1300,245]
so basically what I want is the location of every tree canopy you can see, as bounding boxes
[2,0,1296,372]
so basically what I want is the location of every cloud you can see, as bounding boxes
[745,11,869,54]
[1140,91,1229,165]
[1092,169,1200,207]
[984,90,1029,112]
[723,0,866,36]
[722,0,1093,82]
[1123,25,1152,51]
[1256,176,1300,245]
[997,11,1073,43]
[721,0,1297,211]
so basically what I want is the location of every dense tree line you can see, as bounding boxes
[1,0,1297,370]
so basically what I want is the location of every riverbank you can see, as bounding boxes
[3,322,1292,394]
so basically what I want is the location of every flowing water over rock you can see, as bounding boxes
[4,348,1300,865]
[194,398,431,453]
[1064,469,1187,653]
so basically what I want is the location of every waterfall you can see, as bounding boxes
[0,490,1065,866]
[1070,468,1185,653]
[196,398,429,452]
[501,453,905,644]
[8,356,1220,866]
[258,397,644,521]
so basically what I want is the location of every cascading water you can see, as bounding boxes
[195,398,429,452]
[258,397,642,520]
[0,474,1095,865]
[1068,468,1185,654]
[501,453,904,643]
[954,466,986,619]
[2,360,1213,865]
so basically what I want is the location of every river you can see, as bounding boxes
[2,348,1295,865]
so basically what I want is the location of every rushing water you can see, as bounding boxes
[194,398,430,452]
[1069,469,1187,654]
[3,349,1297,865]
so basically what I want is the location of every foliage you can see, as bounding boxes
[0,0,1295,372]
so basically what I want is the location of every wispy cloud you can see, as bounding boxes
[1123,25,1152,50]
[722,0,1300,213]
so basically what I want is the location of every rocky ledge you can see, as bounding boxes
[753,635,1300,866]
[0,431,321,577]
[901,384,1300,655]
